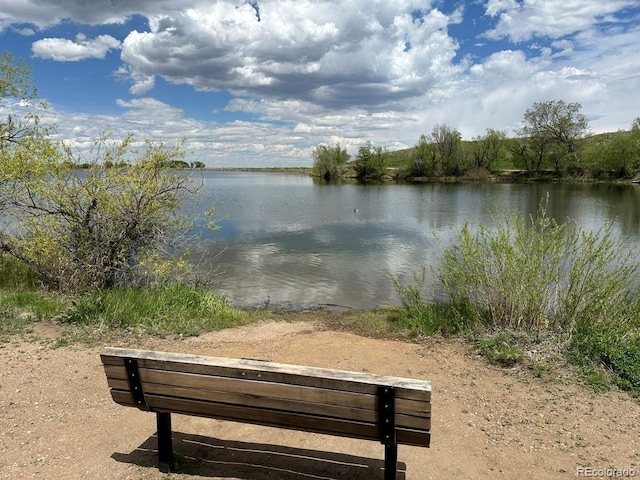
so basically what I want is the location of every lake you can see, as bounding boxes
[185,171,640,310]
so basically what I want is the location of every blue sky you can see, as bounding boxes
[1,0,639,167]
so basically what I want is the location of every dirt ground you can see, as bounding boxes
[1,320,639,480]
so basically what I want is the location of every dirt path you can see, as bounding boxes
[1,320,639,479]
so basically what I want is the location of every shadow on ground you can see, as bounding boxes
[112,432,407,479]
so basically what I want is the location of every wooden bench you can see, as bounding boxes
[100,347,431,479]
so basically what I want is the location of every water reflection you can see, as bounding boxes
[184,172,640,309]
[202,222,436,309]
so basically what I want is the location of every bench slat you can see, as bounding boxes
[104,365,431,421]
[105,373,430,419]
[101,348,431,402]
[110,389,430,447]
[143,380,429,430]
[102,361,429,405]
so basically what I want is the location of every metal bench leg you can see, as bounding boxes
[384,442,398,480]
[157,412,174,472]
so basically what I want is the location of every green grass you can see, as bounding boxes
[0,256,59,339]
[0,290,68,340]
[570,322,640,397]
[476,331,524,367]
[0,255,41,290]
[0,254,246,340]
[58,284,244,336]
[390,302,474,337]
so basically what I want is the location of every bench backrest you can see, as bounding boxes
[101,347,431,447]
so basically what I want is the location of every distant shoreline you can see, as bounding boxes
[205,166,312,175]
[190,166,640,185]
[70,161,640,185]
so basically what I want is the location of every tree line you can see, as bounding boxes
[312,101,640,181]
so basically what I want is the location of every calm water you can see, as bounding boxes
[185,172,640,309]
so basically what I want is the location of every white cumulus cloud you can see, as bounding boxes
[32,33,121,61]
[116,2,462,111]
[484,0,638,41]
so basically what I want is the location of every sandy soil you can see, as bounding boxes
[1,320,639,480]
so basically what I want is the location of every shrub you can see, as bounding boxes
[1,134,199,291]
[438,201,637,335]
[391,200,640,396]
[389,266,475,336]
[312,143,349,180]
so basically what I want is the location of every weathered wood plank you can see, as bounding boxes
[106,377,129,391]
[101,348,431,402]
[105,364,430,418]
[101,347,431,399]
[109,390,430,447]
[140,382,430,431]
[143,368,375,408]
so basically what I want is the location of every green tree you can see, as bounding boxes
[509,137,545,173]
[409,134,437,177]
[312,143,349,180]
[164,159,190,169]
[431,124,463,175]
[471,128,507,170]
[631,117,640,172]
[1,50,54,216]
[584,120,640,178]
[354,143,385,180]
[517,100,589,173]
[602,133,639,178]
